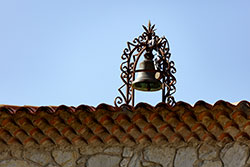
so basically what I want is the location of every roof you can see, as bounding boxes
[0,100,249,147]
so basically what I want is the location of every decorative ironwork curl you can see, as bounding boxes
[115,22,176,107]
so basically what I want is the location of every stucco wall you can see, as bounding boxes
[0,142,250,167]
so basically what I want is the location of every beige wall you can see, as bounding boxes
[0,142,249,167]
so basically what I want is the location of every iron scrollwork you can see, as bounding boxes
[114,22,176,107]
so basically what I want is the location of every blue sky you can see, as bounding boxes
[0,0,249,107]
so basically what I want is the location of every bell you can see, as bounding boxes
[132,59,162,91]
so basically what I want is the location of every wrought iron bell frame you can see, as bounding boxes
[114,22,176,107]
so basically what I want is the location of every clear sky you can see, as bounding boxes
[0,0,249,107]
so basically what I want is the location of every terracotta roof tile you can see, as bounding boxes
[0,101,249,147]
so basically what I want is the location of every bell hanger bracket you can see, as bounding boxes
[114,21,176,107]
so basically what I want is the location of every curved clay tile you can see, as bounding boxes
[0,100,249,147]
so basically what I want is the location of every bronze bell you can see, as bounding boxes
[132,59,162,91]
